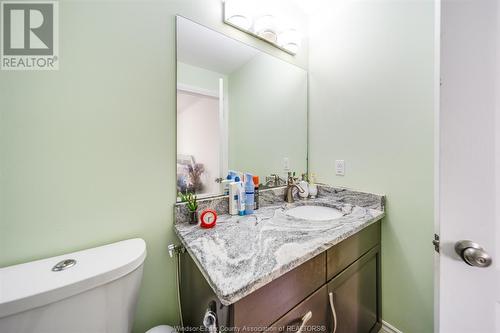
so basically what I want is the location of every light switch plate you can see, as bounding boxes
[335,160,345,176]
[283,157,290,171]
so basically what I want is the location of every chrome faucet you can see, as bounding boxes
[284,173,304,203]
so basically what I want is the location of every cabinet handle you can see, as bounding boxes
[328,292,337,333]
[296,311,313,333]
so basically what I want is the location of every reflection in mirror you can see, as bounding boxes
[176,16,307,198]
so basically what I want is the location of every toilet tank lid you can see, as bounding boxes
[0,238,146,319]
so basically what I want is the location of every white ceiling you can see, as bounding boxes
[177,17,260,75]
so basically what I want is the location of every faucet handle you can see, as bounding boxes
[288,171,300,184]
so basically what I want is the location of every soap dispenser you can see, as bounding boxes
[298,173,309,199]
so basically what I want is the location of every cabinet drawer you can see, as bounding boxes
[326,222,380,281]
[266,286,329,333]
[232,252,326,329]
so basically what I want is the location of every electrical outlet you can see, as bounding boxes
[335,160,345,176]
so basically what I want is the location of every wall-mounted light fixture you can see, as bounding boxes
[223,0,302,55]
[224,0,253,30]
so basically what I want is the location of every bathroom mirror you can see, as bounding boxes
[176,16,307,198]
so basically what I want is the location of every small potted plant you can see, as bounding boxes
[179,192,199,224]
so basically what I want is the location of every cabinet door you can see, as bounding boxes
[180,253,230,329]
[327,246,380,333]
[266,286,330,333]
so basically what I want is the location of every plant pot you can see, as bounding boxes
[189,210,199,225]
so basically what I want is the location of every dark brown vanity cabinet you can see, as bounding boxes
[180,221,381,333]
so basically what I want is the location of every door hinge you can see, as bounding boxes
[433,234,440,253]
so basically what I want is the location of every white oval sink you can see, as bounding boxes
[286,205,343,221]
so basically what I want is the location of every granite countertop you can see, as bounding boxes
[174,185,385,306]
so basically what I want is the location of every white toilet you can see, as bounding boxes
[0,238,173,333]
[145,325,176,333]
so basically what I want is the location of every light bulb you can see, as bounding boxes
[253,15,278,43]
[278,28,301,54]
[224,0,253,30]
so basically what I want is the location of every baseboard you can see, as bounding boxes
[380,320,403,333]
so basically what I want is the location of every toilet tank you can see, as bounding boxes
[0,238,147,333]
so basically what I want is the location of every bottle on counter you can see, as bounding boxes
[221,174,232,195]
[235,176,246,216]
[244,173,254,215]
[253,175,260,210]
[229,180,239,216]
[308,173,318,199]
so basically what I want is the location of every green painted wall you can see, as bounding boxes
[0,1,307,333]
[308,1,435,332]
[228,54,308,178]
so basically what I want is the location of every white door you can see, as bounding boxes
[438,0,499,332]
